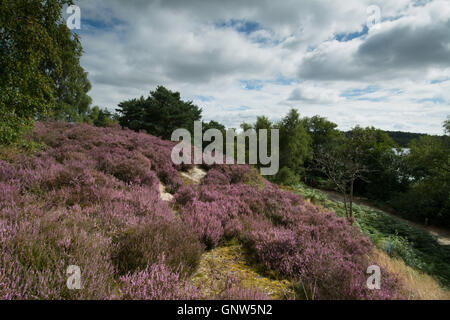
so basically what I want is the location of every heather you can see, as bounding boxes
[0,122,195,299]
[292,183,450,288]
[174,180,403,299]
[112,257,203,300]
[0,122,404,299]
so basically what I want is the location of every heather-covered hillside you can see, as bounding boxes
[0,122,403,299]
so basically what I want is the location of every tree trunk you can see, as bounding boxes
[342,193,348,219]
[349,180,354,223]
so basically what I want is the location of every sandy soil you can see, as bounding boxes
[180,166,207,184]
[159,166,207,202]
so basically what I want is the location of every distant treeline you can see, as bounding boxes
[384,131,429,148]
[346,130,429,148]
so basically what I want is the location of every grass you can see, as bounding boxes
[290,183,450,289]
[371,248,450,300]
[191,240,295,299]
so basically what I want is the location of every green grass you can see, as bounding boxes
[291,183,450,288]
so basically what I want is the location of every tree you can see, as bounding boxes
[302,116,342,152]
[0,0,89,144]
[116,86,202,139]
[254,116,274,170]
[277,109,312,181]
[346,126,401,200]
[312,143,369,222]
[391,132,450,226]
[51,27,92,122]
[407,135,449,179]
[85,106,117,127]
[444,115,450,135]
[240,122,253,132]
[301,116,343,186]
[202,120,226,149]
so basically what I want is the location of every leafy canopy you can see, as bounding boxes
[0,0,91,145]
[116,86,202,139]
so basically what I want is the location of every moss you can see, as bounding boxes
[191,244,295,299]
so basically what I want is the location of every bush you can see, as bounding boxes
[0,208,115,300]
[113,258,203,300]
[111,217,203,276]
[390,180,450,228]
[275,167,300,186]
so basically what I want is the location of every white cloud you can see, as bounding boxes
[75,0,450,134]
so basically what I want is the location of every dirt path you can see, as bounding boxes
[180,166,207,184]
[319,189,450,246]
[158,182,173,201]
[159,165,207,202]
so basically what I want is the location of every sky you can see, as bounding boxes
[70,0,450,134]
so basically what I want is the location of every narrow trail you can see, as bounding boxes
[180,166,207,184]
[158,166,292,299]
[319,189,450,246]
[158,166,207,202]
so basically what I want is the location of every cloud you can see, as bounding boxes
[298,1,450,81]
[74,0,450,134]
[288,86,343,104]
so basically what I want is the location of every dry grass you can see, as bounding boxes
[371,248,450,300]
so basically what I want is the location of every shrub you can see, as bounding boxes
[111,217,203,276]
[113,258,203,300]
[0,208,115,300]
[275,166,300,186]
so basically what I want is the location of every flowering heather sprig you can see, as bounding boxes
[113,258,203,300]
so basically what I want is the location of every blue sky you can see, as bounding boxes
[72,0,450,134]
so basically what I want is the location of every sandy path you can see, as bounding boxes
[159,166,207,202]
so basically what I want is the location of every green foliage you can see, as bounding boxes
[382,131,428,148]
[85,106,117,127]
[347,126,405,200]
[407,135,449,179]
[0,0,91,145]
[291,183,450,288]
[240,122,252,132]
[302,115,343,151]
[277,109,312,179]
[116,86,202,139]
[390,134,450,227]
[445,116,450,135]
[275,167,300,186]
[291,183,327,204]
[202,120,226,149]
[49,25,92,122]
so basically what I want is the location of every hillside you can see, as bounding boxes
[0,122,443,300]
[384,131,428,148]
[345,130,428,148]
